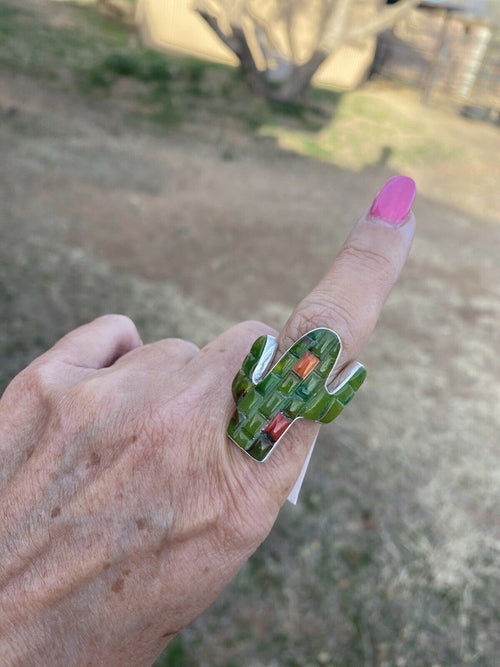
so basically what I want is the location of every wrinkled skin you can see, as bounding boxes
[0,196,415,666]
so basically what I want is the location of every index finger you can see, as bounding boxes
[225,176,416,503]
[278,175,416,362]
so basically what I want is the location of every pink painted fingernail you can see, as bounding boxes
[370,176,416,225]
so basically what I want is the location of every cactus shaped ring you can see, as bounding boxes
[227,328,366,462]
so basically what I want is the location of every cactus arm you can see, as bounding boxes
[304,361,366,423]
[251,335,278,383]
[231,334,277,401]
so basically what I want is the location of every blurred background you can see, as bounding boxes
[1,0,499,664]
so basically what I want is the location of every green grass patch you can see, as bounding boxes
[82,48,175,95]
[0,0,128,78]
[259,89,465,171]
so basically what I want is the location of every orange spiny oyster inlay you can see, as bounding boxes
[263,412,292,442]
[293,350,320,379]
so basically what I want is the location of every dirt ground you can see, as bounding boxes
[1,1,499,666]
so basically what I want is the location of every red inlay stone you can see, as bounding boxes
[293,350,320,379]
[263,412,292,442]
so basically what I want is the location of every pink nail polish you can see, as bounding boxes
[370,176,416,225]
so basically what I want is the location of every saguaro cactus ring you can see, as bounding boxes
[227,328,366,462]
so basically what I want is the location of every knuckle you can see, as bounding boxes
[232,320,278,341]
[285,296,358,353]
[10,360,56,402]
[96,313,134,328]
[158,337,199,356]
[96,313,140,339]
[340,242,394,282]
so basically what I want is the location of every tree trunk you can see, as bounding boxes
[266,51,328,102]
[230,26,270,97]
[197,9,329,103]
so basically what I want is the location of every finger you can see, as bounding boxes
[221,176,416,506]
[45,314,142,370]
[279,176,416,361]
[112,337,200,382]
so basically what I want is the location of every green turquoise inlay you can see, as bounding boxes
[227,328,366,462]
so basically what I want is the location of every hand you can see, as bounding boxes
[0,176,415,666]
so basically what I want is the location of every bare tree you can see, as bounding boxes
[195,0,418,101]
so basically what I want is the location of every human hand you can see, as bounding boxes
[0,176,416,666]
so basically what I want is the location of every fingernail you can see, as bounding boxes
[370,176,416,225]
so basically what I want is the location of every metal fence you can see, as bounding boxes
[371,6,500,122]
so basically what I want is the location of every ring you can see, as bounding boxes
[227,328,366,462]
